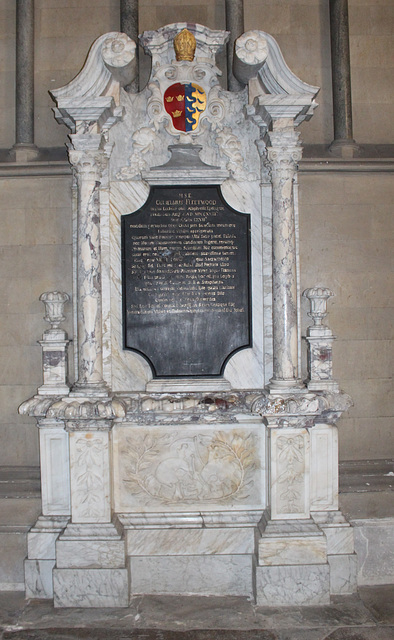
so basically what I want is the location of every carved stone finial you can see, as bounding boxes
[303,287,334,328]
[173,28,196,62]
[40,291,70,331]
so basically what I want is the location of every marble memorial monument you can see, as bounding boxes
[20,23,356,607]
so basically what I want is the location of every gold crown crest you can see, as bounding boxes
[173,28,196,62]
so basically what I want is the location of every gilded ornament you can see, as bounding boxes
[173,28,196,62]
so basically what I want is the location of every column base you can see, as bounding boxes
[53,522,128,607]
[329,138,360,159]
[9,143,40,162]
[307,380,339,392]
[70,381,109,398]
[256,518,330,605]
[312,510,357,595]
[25,515,69,599]
[268,378,305,394]
[37,384,70,396]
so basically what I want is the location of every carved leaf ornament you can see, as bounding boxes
[74,437,105,517]
[277,435,304,513]
[122,431,256,505]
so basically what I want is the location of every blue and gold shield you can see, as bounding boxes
[164,82,206,132]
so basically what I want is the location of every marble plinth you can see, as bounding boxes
[56,539,126,569]
[125,526,255,557]
[129,554,255,597]
[25,559,55,599]
[328,553,358,594]
[256,563,330,606]
[53,568,129,607]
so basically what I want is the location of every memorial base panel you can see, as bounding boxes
[129,554,256,598]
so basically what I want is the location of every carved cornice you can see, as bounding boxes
[20,389,352,427]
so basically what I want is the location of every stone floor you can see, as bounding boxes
[0,585,393,640]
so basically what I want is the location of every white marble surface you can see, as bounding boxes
[38,421,70,517]
[25,559,55,599]
[129,554,254,597]
[28,531,59,560]
[113,423,265,512]
[256,563,330,606]
[352,517,394,586]
[234,31,268,84]
[69,430,111,523]
[270,427,310,519]
[310,424,339,510]
[328,553,358,595]
[258,535,326,566]
[53,568,129,607]
[312,513,354,555]
[56,539,125,569]
[118,509,263,529]
[125,527,255,556]
[38,342,70,396]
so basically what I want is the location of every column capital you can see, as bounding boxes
[68,148,107,180]
[265,127,302,173]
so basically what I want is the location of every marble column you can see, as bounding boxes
[120,0,139,92]
[329,0,359,157]
[68,136,108,396]
[266,124,302,389]
[10,0,39,161]
[225,0,244,92]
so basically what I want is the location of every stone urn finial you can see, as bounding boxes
[40,291,70,330]
[302,287,334,328]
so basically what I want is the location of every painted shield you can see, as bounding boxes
[164,82,206,132]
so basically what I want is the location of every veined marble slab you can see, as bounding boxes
[258,535,327,566]
[328,553,357,594]
[125,526,255,556]
[53,568,129,608]
[56,539,125,569]
[28,531,59,560]
[129,554,255,597]
[25,559,55,599]
[256,563,330,606]
[112,423,265,512]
